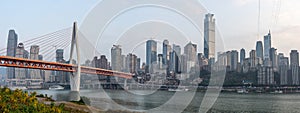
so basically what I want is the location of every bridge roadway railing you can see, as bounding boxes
[0,56,132,79]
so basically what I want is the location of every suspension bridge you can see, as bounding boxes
[0,22,133,100]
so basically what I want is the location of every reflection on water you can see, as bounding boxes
[29,89,300,113]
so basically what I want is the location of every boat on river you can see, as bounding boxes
[49,85,64,90]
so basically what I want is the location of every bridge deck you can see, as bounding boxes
[0,56,132,79]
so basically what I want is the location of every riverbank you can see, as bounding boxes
[0,87,142,113]
[37,96,143,113]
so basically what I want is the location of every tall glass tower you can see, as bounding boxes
[240,48,245,65]
[30,45,41,80]
[256,41,263,65]
[6,30,18,79]
[204,13,216,60]
[162,40,171,65]
[256,41,263,59]
[290,50,299,85]
[264,31,272,66]
[146,40,157,66]
[111,45,122,72]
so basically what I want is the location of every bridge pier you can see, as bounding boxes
[69,22,81,101]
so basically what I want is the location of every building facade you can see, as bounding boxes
[170,44,181,73]
[146,40,157,67]
[231,50,239,71]
[204,13,216,60]
[290,50,299,85]
[162,40,171,65]
[184,42,197,73]
[240,48,246,65]
[256,41,263,65]
[111,45,122,72]
[6,30,18,79]
[264,31,272,66]
[278,53,289,85]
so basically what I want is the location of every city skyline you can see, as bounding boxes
[4,1,300,112]
[2,0,300,59]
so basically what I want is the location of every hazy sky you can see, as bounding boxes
[1,0,300,60]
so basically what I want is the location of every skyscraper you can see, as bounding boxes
[204,13,216,60]
[136,58,141,71]
[29,45,42,80]
[264,31,271,66]
[226,51,231,68]
[258,66,274,85]
[184,42,197,73]
[170,44,181,73]
[146,40,157,66]
[121,55,126,72]
[162,40,171,65]
[111,45,122,72]
[240,48,246,65]
[55,49,68,84]
[231,50,239,71]
[278,53,289,85]
[250,50,257,68]
[15,43,28,80]
[6,30,18,79]
[158,54,163,69]
[126,53,137,73]
[270,48,278,71]
[290,50,299,85]
[256,41,263,64]
[99,55,108,81]
[56,49,64,63]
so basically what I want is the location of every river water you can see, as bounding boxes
[30,89,300,113]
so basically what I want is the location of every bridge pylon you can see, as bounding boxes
[69,22,81,95]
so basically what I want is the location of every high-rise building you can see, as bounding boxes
[258,66,274,85]
[56,49,64,63]
[264,31,271,66]
[180,54,187,73]
[6,30,18,79]
[184,42,197,73]
[136,58,141,71]
[290,50,299,85]
[111,45,122,72]
[217,52,227,66]
[256,41,263,64]
[126,53,137,73]
[226,51,231,68]
[231,50,239,71]
[98,55,108,81]
[162,40,171,65]
[27,45,43,89]
[240,48,246,65]
[250,50,257,68]
[198,53,208,70]
[15,43,28,80]
[146,40,157,66]
[29,45,42,79]
[55,49,68,84]
[121,55,126,72]
[158,54,163,69]
[278,53,289,85]
[204,13,216,60]
[270,48,278,71]
[170,44,181,73]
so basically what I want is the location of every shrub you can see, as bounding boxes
[0,87,67,113]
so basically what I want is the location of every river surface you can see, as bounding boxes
[29,89,300,113]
